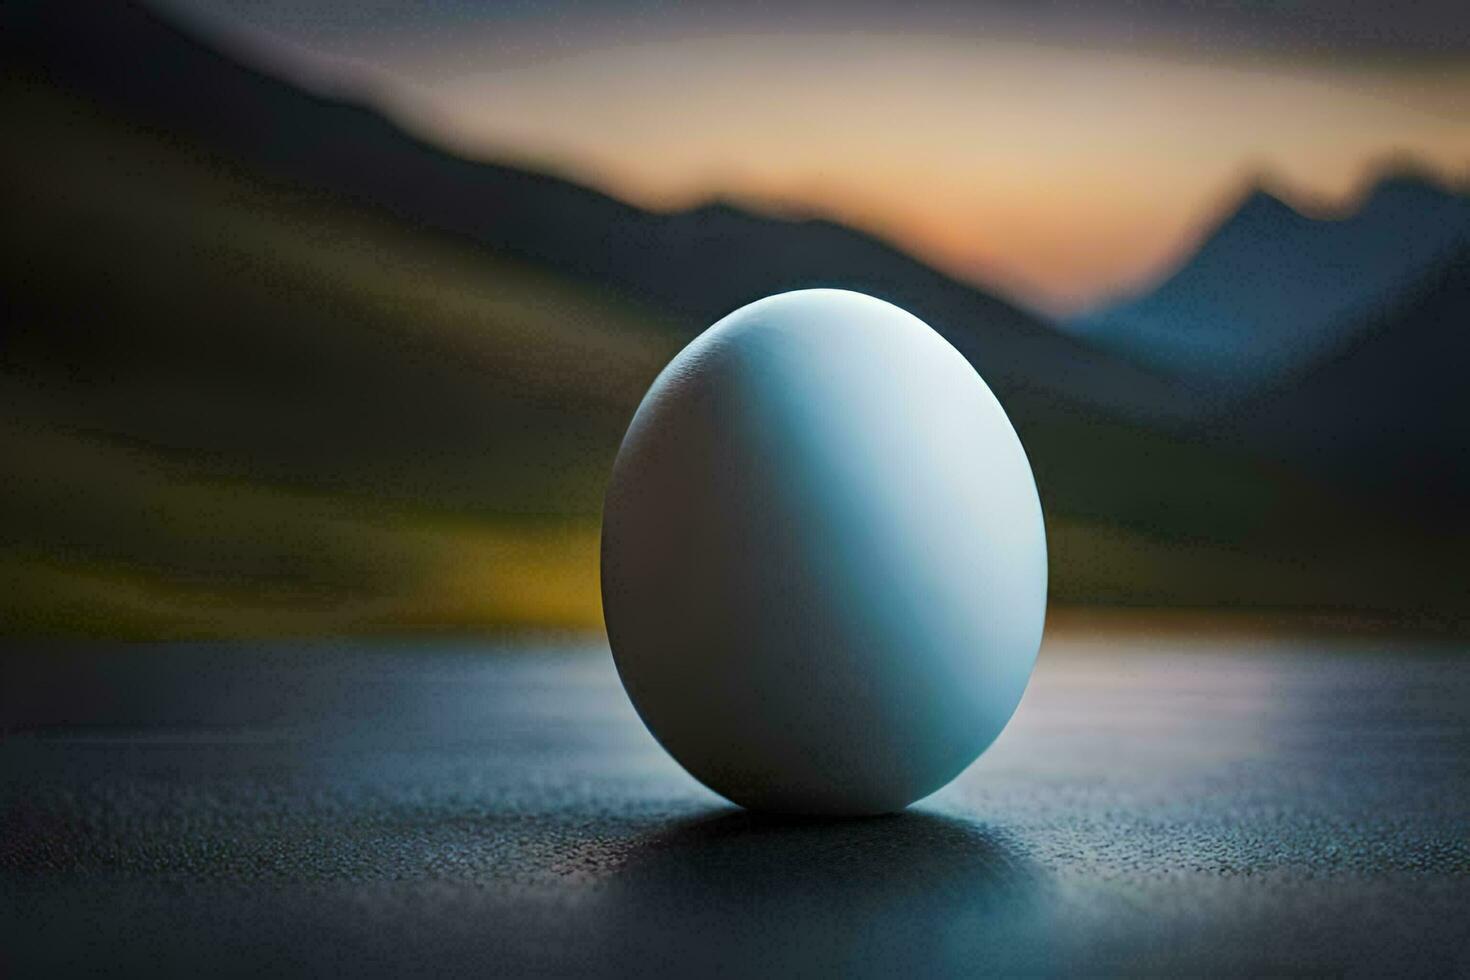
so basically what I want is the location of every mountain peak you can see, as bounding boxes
[1233,184,1302,220]
[1204,182,1310,246]
[1073,160,1470,387]
[1359,167,1465,215]
[1221,163,1466,232]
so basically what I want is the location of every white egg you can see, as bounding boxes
[601,289,1047,815]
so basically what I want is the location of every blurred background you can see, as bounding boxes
[2,0,1467,638]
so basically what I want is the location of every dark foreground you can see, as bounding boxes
[3,623,1468,977]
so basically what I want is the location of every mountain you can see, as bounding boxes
[1,0,1196,431]
[0,77,687,635]
[1071,172,1470,387]
[1,0,1464,632]
[1221,243,1470,505]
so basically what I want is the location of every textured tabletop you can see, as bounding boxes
[3,625,1468,976]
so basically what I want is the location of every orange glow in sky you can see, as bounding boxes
[177,12,1470,316]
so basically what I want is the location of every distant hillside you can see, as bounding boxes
[3,0,1199,431]
[1222,243,1470,504]
[2,1,1465,634]
[1072,172,1470,386]
[1070,165,1470,515]
[0,81,684,635]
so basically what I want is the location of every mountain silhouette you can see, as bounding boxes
[3,2,1266,527]
[1220,243,1470,506]
[1072,171,1470,387]
[2,0,1193,430]
[3,0,1465,628]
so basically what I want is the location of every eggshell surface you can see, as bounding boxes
[601,289,1046,814]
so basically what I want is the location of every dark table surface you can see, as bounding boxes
[3,622,1469,977]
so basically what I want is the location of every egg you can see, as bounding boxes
[601,289,1047,815]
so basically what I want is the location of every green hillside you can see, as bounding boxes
[3,81,1463,636]
[1,83,681,635]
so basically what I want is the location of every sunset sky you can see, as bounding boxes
[159,1,1470,316]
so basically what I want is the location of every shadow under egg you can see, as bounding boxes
[579,807,1047,976]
